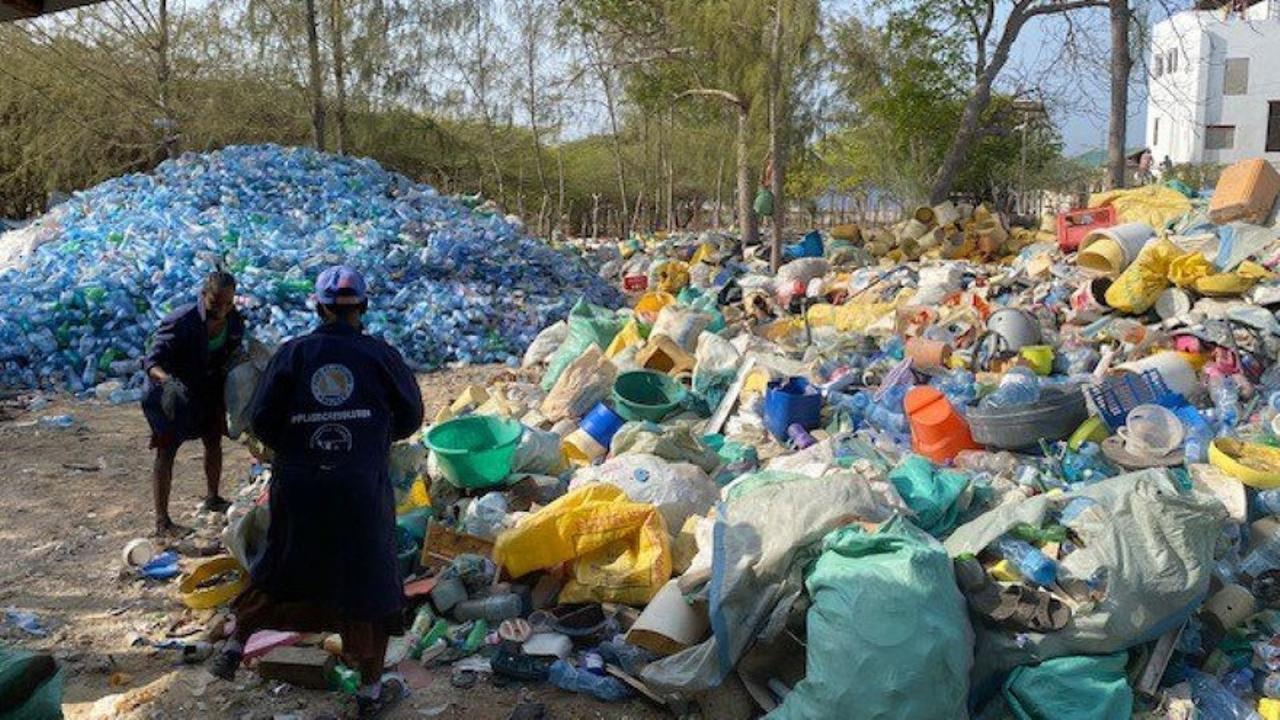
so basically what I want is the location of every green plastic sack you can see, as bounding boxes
[540,298,624,391]
[768,517,972,720]
[0,648,63,720]
[754,188,775,218]
[1002,654,1133,720]
[888,455,970,537]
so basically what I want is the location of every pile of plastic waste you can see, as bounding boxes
[194,157,1280,717]
[0,144,619,391]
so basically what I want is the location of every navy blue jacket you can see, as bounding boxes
[248,322,424,619]
[141,301,245,438]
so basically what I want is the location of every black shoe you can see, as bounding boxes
[201,496,232,513]
[208,649,242,681]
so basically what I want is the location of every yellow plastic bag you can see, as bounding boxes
[605,319,647,358]
[1104,238,1179,314]
[1195,260,1276,296]
[1168,251,1215,289]
[690,243,717,265]
[806,302,897,333]
[652,261,690,293]
[1089,185,1193,229]
[493,484,671,605]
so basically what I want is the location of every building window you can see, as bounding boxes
[1154,117,1161,146]
[1268,102,1280,153]
[1206,125,1236,150]
[1224,58,1249,95]
[1154,54,1164,77]
[1167,50,1179,73]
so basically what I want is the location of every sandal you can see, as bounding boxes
[153,520,194,539]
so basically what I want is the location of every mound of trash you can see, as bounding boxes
[0,144,619,391]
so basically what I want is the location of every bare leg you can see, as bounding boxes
[152,445,179,531]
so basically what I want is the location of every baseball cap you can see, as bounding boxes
[314,265,368,306]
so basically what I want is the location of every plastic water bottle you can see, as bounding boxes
[993,537,1058,586]
[1209,374,1242,434]
[1256,489,1280,517]
[1185,670,1263,720]
[1241,531,1280,580]
[982,368,1041,409]
[954,450,1020,477]
[452,593,522,623]
[934,369,977,410]
[548,660,631,702]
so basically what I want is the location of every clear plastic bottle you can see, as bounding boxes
[1209,374,1242,434]
[1185,670,1263,720]
[548,660,632,702]
[993,537,1058,586]
[1240,531,1280,580]
[982,368,1041,409]
[1256,489,1280,517]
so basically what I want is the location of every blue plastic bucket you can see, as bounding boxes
[764,377,823,441]
[580,402,626,448]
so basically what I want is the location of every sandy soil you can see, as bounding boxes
[0,366,668,720]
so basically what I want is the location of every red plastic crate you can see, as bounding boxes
[623,275,648,291]
[1057,206,1117,252]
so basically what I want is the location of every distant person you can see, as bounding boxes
[210,265,424,718]
[1161,155,1175,178]
[142,270,244,537]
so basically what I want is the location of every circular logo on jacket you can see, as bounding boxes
[311,364,355,406]
[310,423,353,452]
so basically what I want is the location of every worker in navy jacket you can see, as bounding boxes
[211,265,423,718]
[142,270,244,537]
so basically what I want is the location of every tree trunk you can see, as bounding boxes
[1107,0,1131,190]
[330,0,349,155]
[737,104,758,249]
[598,59,629,239]
[767,0,784,272]
[927,6,1031,204]
[304,0,326,152]
[157,0,177,159]
[556,150,566,235]
[714,149,725,229]
[523,10,549,212]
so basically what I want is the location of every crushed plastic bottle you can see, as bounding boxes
[0,145,620,391]
[1185,670,1263,720]
[993,537,1058,586]
[981,368,1041,409]
[1209,374,1242,435]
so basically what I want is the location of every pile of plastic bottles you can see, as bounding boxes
[0,144,620,391]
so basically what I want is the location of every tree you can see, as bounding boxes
[897,0,1108,203]
[329,0,349,154]
[304,0,326,151]
[1107,0,1132,189]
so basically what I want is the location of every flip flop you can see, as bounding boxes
[152,521,195,539]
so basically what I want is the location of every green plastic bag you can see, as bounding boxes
[539,298,624,391]
[888,454,970,537]
[0,648,63,720]
[768,518,972,720]
[753,188,775,218]
[1002,653,1133,720]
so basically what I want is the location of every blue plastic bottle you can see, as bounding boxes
[993,537,1058,586]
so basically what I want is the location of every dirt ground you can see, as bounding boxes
[0,366,669,720]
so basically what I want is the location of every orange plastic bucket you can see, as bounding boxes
[904,386,980,463]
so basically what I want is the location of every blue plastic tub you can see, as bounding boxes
[581,402,626,448]
[764,377,823,441]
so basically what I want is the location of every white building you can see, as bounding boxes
[1145,0,1280,167]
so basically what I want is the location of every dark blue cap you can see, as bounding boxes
[314,265,368,306]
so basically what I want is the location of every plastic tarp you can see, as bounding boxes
[569,453,719,531]
[608,421,723,475]
[1001,653,1133,720]
[767,517,973,720]
[887,454,971,537]
[944,469,1224,692]
[0,647,63,720]
[493,484,671,605]
[1089,185,1193,230]
[540,299,624,391]
[640,472,902,694]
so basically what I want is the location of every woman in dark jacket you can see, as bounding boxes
[141,270,244,537]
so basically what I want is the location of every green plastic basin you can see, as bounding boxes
[612,370,687,422]
[424,415,524,489]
